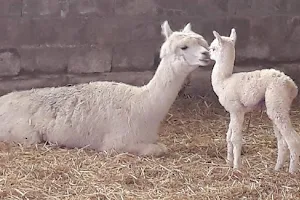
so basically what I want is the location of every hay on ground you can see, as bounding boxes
[1,97,300,200]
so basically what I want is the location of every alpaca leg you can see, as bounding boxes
[273,123,289,171]
[229,112,245,169]
[273,118,299,173]
[226,128,233,167]
[127,142,168,156]
[265,88,300,173]
[8,121,42,147]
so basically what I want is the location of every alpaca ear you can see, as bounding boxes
[161,21,173,39]
[230,28,237,44]
[182,23,192,33]
[213,30,223,45]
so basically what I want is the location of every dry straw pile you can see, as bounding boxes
[1,97,300,200]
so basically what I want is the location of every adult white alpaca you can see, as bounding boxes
[0,21,211,156]
[209,29,300,173]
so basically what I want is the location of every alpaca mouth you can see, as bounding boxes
[199,58,214,67]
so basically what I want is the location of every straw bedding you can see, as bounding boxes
[1,96,300,200]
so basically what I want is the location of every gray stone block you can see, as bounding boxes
[68,0,114,16]
[228,0,288,17]
[0,74,68,96]
[22,0,63,17]
[0,48,21,76]
[68,71,154,86]
[287,0,300,14]
[83,16,162,45]
[182,69,214,97]
[0,0,22,17]
[154,0,227,17]
[112,41,160,71]
[115,0,158,16]
[68,46,112,74]
[20,47,70,73]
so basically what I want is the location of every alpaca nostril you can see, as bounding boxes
[202,51,210,57]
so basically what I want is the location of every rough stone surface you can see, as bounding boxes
[68,0,114,17]
[82,16,162,45]
[287,0,300,14]
[22,0,63,17]
[0,18,21,47]
[154,0,227,17]
[68,46,112,73]
[20,47,70,73]
[0,75,68,96]
[0,1,300,96]
[115,0,158,16]
[112,41,160,71]
[0,49,21,76]
[0,0,22,17]
[227,0,287,17]
[20,17,89,45]
[68,71,154,86]
[182,69,215,98]
[0,18,63,46]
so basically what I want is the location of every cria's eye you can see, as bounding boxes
[181,46,188,50]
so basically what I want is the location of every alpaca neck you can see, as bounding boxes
[211,47,235,96]
[143,55,190,116]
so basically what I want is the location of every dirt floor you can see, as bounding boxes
[1,96,300,200]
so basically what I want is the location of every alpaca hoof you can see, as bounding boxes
[226,159,233,167]
[156,143,168,156]
[288,168,298,174]
[274,165,282,171]
[232,168,243,177]
[137,143,168,157]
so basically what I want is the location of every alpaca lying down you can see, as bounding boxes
[0,21,212,156]
[209,28,300,173]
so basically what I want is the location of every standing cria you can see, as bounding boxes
[209,28,300,173]
[0,21,212,157]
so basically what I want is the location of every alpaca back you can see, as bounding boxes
[0,81,152,150]
[222,69,298,110]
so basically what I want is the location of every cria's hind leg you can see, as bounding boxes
[273,123,289,171]
[127,143,168,156]
[265,88,300,173]
[273,116,299,173]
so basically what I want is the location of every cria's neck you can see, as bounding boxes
[211,49,235,95]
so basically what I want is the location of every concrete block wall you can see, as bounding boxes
[0,0,300,96]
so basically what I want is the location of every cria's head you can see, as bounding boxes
[209,28,237,61]
[160,21,211,68]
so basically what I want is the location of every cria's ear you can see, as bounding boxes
[161,21,173,39]
[230,28,237,44]
[182,23,192,33]
[213,30,222,45]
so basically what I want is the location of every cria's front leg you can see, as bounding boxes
[226,127,233,167]
[128,143,168,156]
[228,111,245,169]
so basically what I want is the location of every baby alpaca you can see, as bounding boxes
[0,21,211,156]
[209,29,300,173]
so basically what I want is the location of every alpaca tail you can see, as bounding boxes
[286,78,298,100]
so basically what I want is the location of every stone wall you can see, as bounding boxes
[0,0,300,96]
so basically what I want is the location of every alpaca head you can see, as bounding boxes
[160,21,211,69]
[209,28,237,61]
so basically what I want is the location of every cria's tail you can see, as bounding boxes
[286,78,298,100]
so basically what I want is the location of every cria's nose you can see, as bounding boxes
[202,51,210,57]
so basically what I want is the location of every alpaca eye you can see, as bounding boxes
[181,46,188,50]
